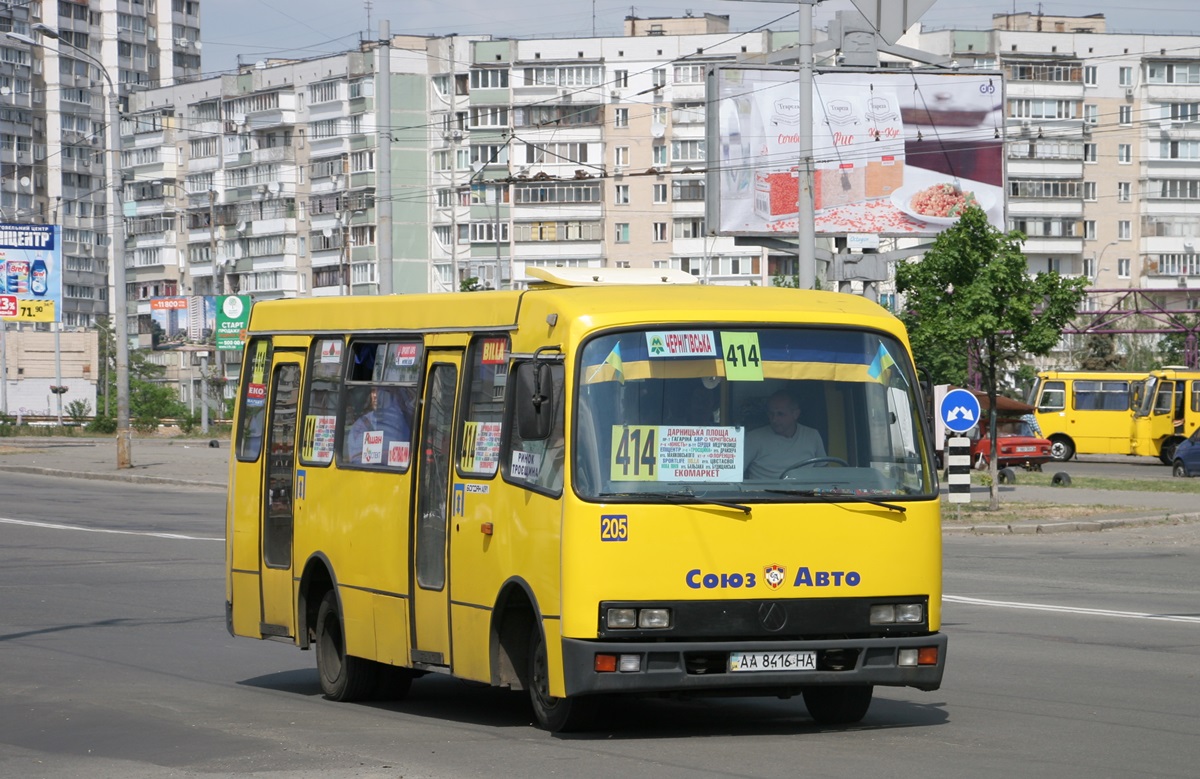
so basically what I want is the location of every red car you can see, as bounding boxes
[970,419,1053,471]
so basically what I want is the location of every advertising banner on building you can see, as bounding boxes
[147,295,252,351]
[215,295,252,351]
[0,223,64,323]
[707,67,1006,238]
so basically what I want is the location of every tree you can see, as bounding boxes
[895,206,1088,509]
[1078,333,1124,370]
[92,317,189,430]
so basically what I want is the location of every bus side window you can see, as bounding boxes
[1037,381,1065,412]
[505,361,565,493]
[457,335,510,477]
[236,338,272,462]
[299,337,344,466]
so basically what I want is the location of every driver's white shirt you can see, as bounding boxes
[744,424,826,480]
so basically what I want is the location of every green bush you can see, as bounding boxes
[66,399,92,426]
[87,414,117,434]
[178,412,200,434]
[133,415,160,433]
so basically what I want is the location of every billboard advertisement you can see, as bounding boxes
[0,223,64,323]
[147,295,251,351]
[708,67,1006,237]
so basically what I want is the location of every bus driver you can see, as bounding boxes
[744,391,826,479]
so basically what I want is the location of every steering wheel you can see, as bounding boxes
[779,456,850,478]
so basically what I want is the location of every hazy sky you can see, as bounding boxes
[197,0,1200,76]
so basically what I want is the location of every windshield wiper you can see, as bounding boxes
[765,489,907,514]
[598,491,752,515]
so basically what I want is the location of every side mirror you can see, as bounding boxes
[515,362,554,440]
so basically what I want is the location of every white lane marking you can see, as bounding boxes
[945,594,1200,624]
[0,516,223,542]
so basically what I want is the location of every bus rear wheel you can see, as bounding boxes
[1049,436,1075,462]
[802,685,873,726]
[315,591,379,702]
[527,625,596,732]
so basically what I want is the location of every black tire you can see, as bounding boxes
[1173,461,1189,478]
[1159,438,1182,465]
[527,624,596,733]
[998,467,1017,485]
[802,685,873,726]
[1049,437,1074,462]
[315,591,379,702]
[375,664,416,701]
[1051,471,1072,487]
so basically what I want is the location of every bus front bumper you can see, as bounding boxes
[560,633,947,697]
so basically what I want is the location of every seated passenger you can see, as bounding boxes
[744,391,826,479]
[347,386,411,465]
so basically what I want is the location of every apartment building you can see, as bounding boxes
[912,13,1200,307]
[0,0,201,330]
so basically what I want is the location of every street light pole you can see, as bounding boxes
[10,25,131,467]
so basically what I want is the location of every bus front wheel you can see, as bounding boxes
[315,591,379,702]
[527,625,597,733]
[1159,437,1183,465]
[802,685,873,726]
[1049,436,1075,462]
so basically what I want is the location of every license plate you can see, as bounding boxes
[729,651,817,672]
[1015,446,1036,453]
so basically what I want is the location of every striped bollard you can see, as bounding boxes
[947,436,971,504]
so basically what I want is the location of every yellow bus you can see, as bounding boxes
[1030,371,1147,461]
[225,267,946,732]
[1131,367,1200,463]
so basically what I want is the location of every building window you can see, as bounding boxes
[1084,143,1097,162]
[1119,105,1132,125]
[1118,257,1131,278]
[652,144,666,166]
[1084,65,1097,86]
[1084,104,1098,124]
[653,183,668,203]
[1118,143,1132,163]
[613,108,628,128]
[614,146,629,167]
[470,69,510,89]
[652,68,666,87]
[1085,220,1096,240]
[613,69,628,88]
[673,64,705,84]
[670,140,705,162]
[1118,182,1131,202]
[1084,181,1097,201]
[1119,66,1133,87]
[614,223,629,243]
[1119,220,1131,240]
[614,184,629,205]
[652,222,667,242]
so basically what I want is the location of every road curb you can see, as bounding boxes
[943,512,1200,535]
[0,464,224,491]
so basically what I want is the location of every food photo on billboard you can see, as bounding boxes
[709,66,1005,239]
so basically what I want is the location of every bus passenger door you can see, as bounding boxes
[259,356,303,639]
[411,354,461,666]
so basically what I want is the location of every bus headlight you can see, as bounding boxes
[638,608,671,629]
[606,607,672,629]
[870,603,924,624]
[606,608,638,628]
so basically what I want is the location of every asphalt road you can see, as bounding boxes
[1,473,1197,778]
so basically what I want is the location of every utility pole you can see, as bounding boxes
[719,0,817,288]
[376,20,393,294]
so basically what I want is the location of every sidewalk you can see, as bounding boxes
[2,435,1197,534]
[0,436,228,490]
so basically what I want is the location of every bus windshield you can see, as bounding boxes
[573,327,934,502]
